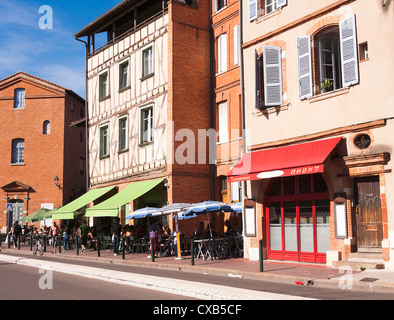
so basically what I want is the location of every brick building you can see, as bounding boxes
[73,0,212,234]
[0,72,86,231]
[212,0,243,232]
[229,0,394,266]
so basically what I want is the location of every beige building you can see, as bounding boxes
[230,0,394,266]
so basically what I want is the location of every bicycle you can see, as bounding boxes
[33,235,44,256]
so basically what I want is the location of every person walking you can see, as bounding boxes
[50,222,60,254]
[12,221,22,248]
[78,222,89,253]
[112,217,122,256]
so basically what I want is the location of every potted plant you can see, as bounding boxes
[321,78,333,93]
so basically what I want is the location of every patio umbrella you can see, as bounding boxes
[230,202,242,213]
[21,209,43,222]
[125,207,159,219]
[151,203,191,217]
[182,201,233,237]
[34,208,53,221]
[182,201,233,217]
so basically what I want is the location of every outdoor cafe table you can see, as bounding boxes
[193,235,243,261]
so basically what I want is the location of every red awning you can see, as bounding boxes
[228,137,342,183]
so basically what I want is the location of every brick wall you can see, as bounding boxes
[0,73,85,230]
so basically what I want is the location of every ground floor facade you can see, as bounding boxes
[236,119,393,266]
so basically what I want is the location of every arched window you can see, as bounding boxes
[11,138,24,164]
[43,120,51,135]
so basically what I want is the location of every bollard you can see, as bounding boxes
[7,234,10,249]
[44,235,47,252]
[30,234,33,251]
[97,236,100,257]
[259,239,264,272]
[122,237,125,260]
[18,234,20,250]
[76,235,79,256]
[150,238,155,262]
[190,238,194,266]
[58,235,62,254]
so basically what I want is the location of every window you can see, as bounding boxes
[99,71,109,100]
[14,88,25,109]
[140,106,153,144]
[249,0,286,21]
[217,33,227,73]
[118,116,128,152]
[218,101,228,143]
[317,27,342,93]
[43,120,51,135]
[119,59,129,90]
[99,124,109,158]
[214,0,226,12]
[359,42,368,61]
[298,14,359,99]
[142,45,153,78]
[11,139,24,164]
[255,46,283,108]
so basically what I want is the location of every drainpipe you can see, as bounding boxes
[74,36,90,192]
[209,0,216,201]
[239,0,248,200]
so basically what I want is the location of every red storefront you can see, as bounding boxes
[228,137,341,263]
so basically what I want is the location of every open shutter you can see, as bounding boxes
[255,50,261,109]
[297,35,313,99]
[249,0,258,21]
[340,14,359,87]
[277,0,287,8]
[263,46,283,107]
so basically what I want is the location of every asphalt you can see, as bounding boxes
[2,244,394,296]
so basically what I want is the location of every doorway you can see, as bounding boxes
[266,174,330,263]
[354,176,383,252]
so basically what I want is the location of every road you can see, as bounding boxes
[0,261,190,300]
[1,253,394,302]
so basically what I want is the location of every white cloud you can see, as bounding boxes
[40,64,86,98]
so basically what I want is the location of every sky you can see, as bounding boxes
[0,0,123,98]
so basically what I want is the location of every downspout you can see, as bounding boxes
[209,0,216,201]
[239,0,248,199]
[74,36,90,192]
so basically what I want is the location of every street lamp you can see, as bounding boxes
[53,176,62,189]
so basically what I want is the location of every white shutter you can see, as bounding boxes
[249,0,258,21]
[218,102,228,143]
[263,46,283,107]
[218,34,227,73]
[297,35,313,99]
[234,25,239,66]
[277,0,287,8]
[340,14,359,87]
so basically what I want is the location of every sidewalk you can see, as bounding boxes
[2,245,394,294]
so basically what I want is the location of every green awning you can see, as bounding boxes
[51,186,116,220]
[85,179,164,218]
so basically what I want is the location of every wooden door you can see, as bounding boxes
[355,177,383,251]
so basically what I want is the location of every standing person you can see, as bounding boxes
[112,217,122,256]
[78,222,89,253]
[50,222,60,254]
[12,221,22,248]
[149,220,159,258]
[63,225,71,250]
